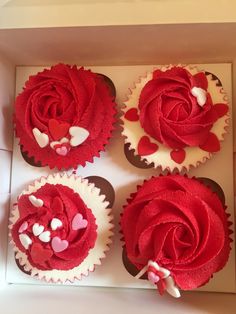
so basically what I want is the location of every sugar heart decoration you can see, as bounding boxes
[51,218,63,231]
[32,128,49,148]
[72,213,88,231]
[55,146,69,156]
[30,243,53,265]
[19,221,28,233]
[29,195,44,207]
[124,108,139,121]
[137,136,159,156]
[148,271,160,284]
[51,236,69,253]
[199,132,220,152]
[50,137,69,149]
[48,119,70,141]
[69,126,89,147]
[170,149,186,164]
[32,223,44,236]
[39,231,51,243]
[165,276,181,298]
[214,103,229,118]
[19,234,32,250]
[191,87,207,107]
[51,197,64,214]
[193,72,208,90]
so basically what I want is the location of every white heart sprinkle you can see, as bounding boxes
[191,87,207,107]
[32,128,49,148]
[32,223,44,236]
[69,126,89,147]
[51,218,63,231]
[50,137,69,149]
[165,276,181,298]
[29,195,44,207]
[39,231,51,243]
[19,234,32,250]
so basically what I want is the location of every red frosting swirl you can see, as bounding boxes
[121,175,231,290]
[14,64,116,169]
[139,67,228,150]
[12,183,97,270]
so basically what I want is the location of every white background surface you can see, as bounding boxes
[6,64,235,294]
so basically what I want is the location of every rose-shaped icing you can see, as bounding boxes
[12,183,97,270]
[139,67,228,150]
[14,64,116,169]
[121,175,231,291]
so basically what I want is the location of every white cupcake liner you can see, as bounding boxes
[121,64,229,172]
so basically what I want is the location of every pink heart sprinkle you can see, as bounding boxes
[148,271,160,284]
[72,213,88,231]
[19,221,28,233]
[55,146,68,156]
[51,237,69,253]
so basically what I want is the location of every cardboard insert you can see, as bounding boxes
[6,63,235,293]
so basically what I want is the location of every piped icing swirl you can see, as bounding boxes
[121,175,231,293]
[139,67,228,151]
[14,64,116,169]
[12,183,97,270]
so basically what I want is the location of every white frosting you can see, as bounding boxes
[10,173,113,283]
[122,64,229,171]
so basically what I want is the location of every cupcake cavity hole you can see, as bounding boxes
[85,175,115,207]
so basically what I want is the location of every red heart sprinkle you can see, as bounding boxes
[138,136,158,156]
[48,119,70,141]
[170,149,186,164]
[213,103,229,118]
[30,243,53,265]
[199,132,220,152]
[124,108,139,121]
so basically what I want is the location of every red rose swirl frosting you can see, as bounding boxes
[14,64,116,169]
[10,174,113,282]
[121,175,231,297]
[122,65,229,171]
[139,67,227,149]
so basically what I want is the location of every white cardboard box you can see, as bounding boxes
[1,1,236,313]
[6,63,235,295]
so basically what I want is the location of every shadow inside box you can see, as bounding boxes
[2,104,13,149]
[179,291,236,314]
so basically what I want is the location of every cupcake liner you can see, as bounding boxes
[120,174,233,296]
[9,173,114,283]
[121,64,229,172]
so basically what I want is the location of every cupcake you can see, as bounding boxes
[10,173,113,283]
[14,63,116,169]
[120,174,232,298]
[122,65,229,171]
